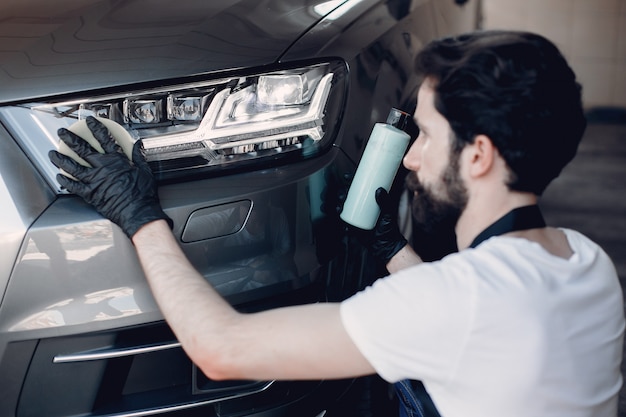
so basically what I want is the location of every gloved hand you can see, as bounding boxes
[48,116,172,239]
[370,187,407,264]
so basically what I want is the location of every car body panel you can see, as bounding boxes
[0,124,55,308]
[0,150,342,336]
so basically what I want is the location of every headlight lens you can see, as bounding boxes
[0,61,345,187]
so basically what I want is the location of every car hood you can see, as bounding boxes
[0,0,345,104]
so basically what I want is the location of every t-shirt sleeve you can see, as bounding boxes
[340,258,475,383]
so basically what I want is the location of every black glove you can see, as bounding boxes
[48,116,172,239]
[370,187,407,264]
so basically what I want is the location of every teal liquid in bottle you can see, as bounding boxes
[340,108,411,230]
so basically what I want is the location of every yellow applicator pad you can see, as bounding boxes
[58,117,135,168]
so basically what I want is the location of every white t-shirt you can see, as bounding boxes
[341,229,625,417]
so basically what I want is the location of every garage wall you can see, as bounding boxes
[481,0,626,109]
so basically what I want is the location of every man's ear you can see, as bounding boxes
[467,134,497,178]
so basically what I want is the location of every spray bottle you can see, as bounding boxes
[340,108,411,230]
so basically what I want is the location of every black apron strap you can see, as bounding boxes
[469,205,546,248]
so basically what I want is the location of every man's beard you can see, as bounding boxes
[405,153,468,236]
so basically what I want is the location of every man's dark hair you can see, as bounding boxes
[415,30,586,195]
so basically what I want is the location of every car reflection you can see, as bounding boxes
[9,286,143,331]
[205,198,298,296]
[8,223,159,331]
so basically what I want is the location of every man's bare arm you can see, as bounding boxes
[132,220,376,381]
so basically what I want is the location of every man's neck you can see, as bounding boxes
[455,191,538,250]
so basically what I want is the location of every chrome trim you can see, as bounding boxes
[93,380,275,417]
[53,341,182,363]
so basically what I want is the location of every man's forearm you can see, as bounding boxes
[131,220,240,377]
[130,220,376,381]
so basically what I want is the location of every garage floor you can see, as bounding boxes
[538,109,626,415]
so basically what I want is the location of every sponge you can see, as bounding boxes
[58,117,135,167]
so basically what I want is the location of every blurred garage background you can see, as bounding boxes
[481,0,625,109]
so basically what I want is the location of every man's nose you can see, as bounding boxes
[403,138,421,171]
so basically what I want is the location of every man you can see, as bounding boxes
[49,30,625,416]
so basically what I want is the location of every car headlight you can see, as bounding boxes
[0,61,346,187]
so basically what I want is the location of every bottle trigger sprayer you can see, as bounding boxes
[340,108,412,230]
